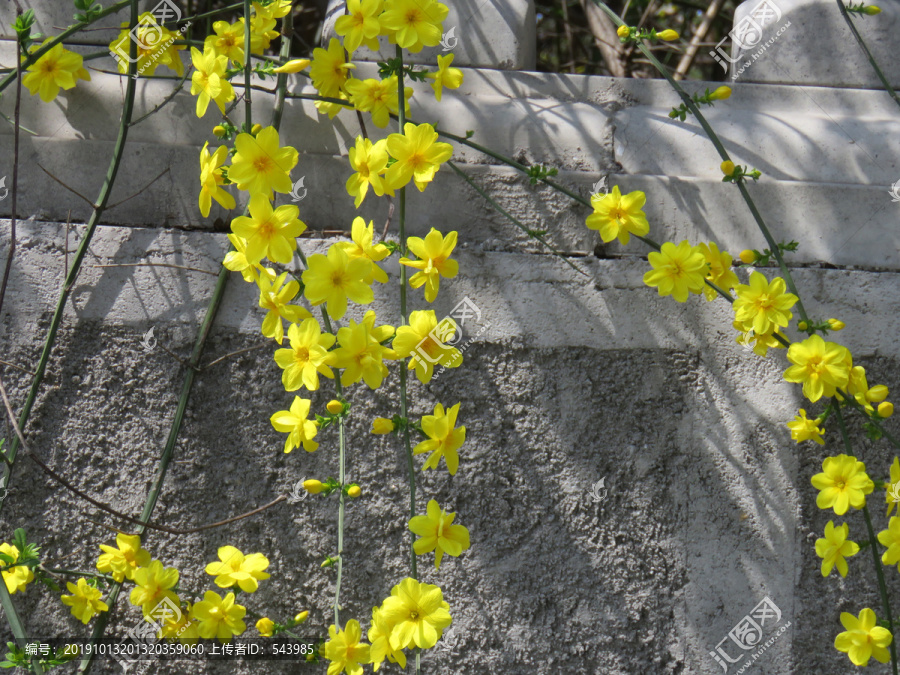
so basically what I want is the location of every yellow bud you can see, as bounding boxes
[256,617,275,637]
[273,58,311,73]
[371,417,395,434]
[721,160,735,176]
[617,25,630,38]
[656,29,679,41]
[306,653,316,662]
[710,86,732,101]
[348,485,361,498]
[879,401,894,418]
[294,611,309,624]
[303,479,324,494]
[797,320,809,331]
[326,400,343,415]
[251,123,262,135]
[213,125,226,138]
[827,318,845,331]
[863,5,881,14]
[869,385,889,403]
[738,249,756,264]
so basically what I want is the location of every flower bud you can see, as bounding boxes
[303,479,324,494]
[371,417,395,434]
[250,123,262,135]
[326,400,343,415]
[827,318,845,331]
[347,485,361,498]
[709,86,731,101]
[879,401,894,418]
[721,160,735,176]
[293,611,309,624]
[273,58,311,73]
[869,385,889,403]
[256,617,275,637]
[656,29,679,41]
[213,125,227,138]
[798,320,809,331]
[738,249,756,264]
[863,5,881,14]
[617,25,630,38]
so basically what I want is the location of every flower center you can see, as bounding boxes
[253,156,273,173]
[295,347,310,362]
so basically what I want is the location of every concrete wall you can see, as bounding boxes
[0,1,899,674]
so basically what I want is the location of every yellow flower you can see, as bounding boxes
[379,577,452,650]
[61,578,109,624]
[22,41,90,103]
[223,234,276,284]
[709,86,731,100]
[732,320,786,358]
[310,38,356,98]
[129,560,179,617]
[786,409,825,445]
[399,228,459,302]
[230,193,306,264]
[303,479,325,494]
[738,249,756,264]
[846,365,889,412]
[409,499,471,568]
[585,185,649,245]
[257,271,311,344]
[335,217,390,284]
[96,533,151,583]
[302,245,374,319]
[253,0,293,19]
[348,485,362,498]
[274,318,336,391]
[863,5,882,14]
[109,14,184,77]
[878,516,900,571]
[320,619,370,675]
[190,591,247,643]
[697,242,739,301]
[273,58,311,73]
[811,454,874,516]
[190,46,235,118]
[656,29,679,41]
[332,310,397,389]
[368,606,407,672]
[827,318,845,331]
[733,272,798,335]
[270,396,320,453]
[616,25,630,38]
[392,310,462,383]
[335,0,384,52]
[0,544,33,595]
[414,402,466,475]
[886,457,900,516]
[346,138,391,208]
[199,143,236,218]
[256,617,275,637]
[204,21,246,65]
[835,608,892,666]
[326,399,344,415]
[345,76,411,129]
[384,122,453,192]
[783,334,852,402]
[205,546,270,593]
[160,603,200,644]
[294,611,309,624]
[881,401,895,418]
[721,160,735,176]
[815,521,859,577]
[240,14,279,52]
[372,418,395,434]
[380,0,448,52]
[428,53,463,101]
[228,126,299,197]
[643,240,707,302]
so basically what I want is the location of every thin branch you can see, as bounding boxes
[201,342,270,370]
[674,0,726,80]
[91,262,219,276]
[106,167,171,209]
[0,360,35,377]
[129,68,192,126]
[36,163,94,208]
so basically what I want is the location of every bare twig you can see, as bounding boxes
[91,262,219,276]
[36,163,95,208]
[129,68,193,127]
[674,0,726,80]
[0,360,35,377]
[580,0,627,77]
[106,167,171,210]
[202,342,270,370]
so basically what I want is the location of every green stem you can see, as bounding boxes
[832,398,899,675]
[270,0,294,130]
[334,416,346,627]
[243,0,252,131]
[834,0,900,109]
